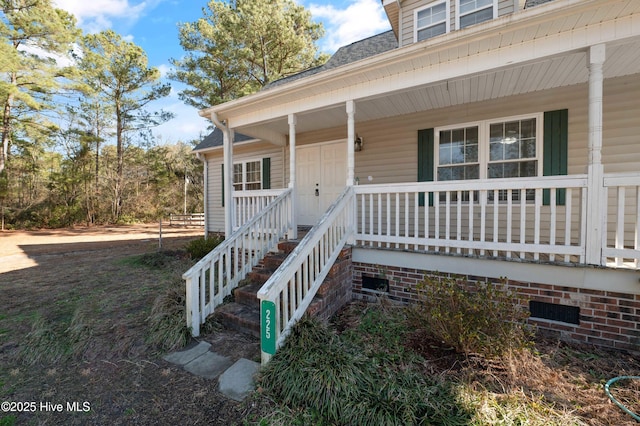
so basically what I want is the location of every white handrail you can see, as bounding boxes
[257,186,354,364]
[354,175,589,264]
[233,189,287,229]
[183,188,292,336]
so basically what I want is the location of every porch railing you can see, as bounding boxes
[603,173,640,268]
[353,175,589,264]
[233,189,287,230]
[183,188,292,336]
[257,186,354,364]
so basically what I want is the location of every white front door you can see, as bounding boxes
[296,141,347,225]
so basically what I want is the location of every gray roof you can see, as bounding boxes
[266,30,398,88]
[195,31,398,152]
[193,128,255,152]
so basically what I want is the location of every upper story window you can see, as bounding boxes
[457,0,496,29]
[415,1,449,42]
[233,160,262,191]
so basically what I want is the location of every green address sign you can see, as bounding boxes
[261,300,276,355]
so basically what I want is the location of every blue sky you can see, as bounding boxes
[53,0,391,145]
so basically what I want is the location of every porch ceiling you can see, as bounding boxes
[237,38,640,139]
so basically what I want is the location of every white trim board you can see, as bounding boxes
[352,247,640,295]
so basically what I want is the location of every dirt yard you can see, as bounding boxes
[0,224,262,425]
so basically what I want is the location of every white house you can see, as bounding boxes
[187,0,640,362]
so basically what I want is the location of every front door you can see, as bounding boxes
[296,141,347,225]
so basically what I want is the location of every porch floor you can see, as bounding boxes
[355,244,638,271]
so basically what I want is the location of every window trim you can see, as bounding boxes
[455,0,497,30]
[414,0,450,43]
[232,159,263,191]
[434,113,544,182]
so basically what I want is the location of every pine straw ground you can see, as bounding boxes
[0,227,638,425]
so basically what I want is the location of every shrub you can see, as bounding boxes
[259,316,470,425]
[146,282,190,352]
[407,275,533,358]
[185,235,224,260]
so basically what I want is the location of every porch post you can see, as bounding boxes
[585,44,606,266]
[346,100,357,244]
[346,100,355,186]
[223,126,234,238]
[288,113,298,239]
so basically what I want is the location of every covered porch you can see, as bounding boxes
[191,0,640,358]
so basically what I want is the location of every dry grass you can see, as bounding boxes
[258,301,640,426]
[0,229,260,425]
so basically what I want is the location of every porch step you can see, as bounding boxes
[278,240,300,255]
[247,268,273,285]
[233,282,262,308]
[215,302,261,338]
[215,236,350,340]
[214,242,300,338]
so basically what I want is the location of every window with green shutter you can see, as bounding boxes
[418,110,568,205]
[222,158,272,207]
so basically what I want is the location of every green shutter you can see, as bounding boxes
[418,128,435,207]
[262,157,271,189]
[543,109,568,205]
[221,163,224,207]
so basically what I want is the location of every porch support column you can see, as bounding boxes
[211,112,235,238]
[223,127,235,237]
[346,100,355,186]
[288,113,298,239]
[585,44,606,266]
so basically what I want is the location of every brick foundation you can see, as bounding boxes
[353,262,640,352]
[308,247,353,322]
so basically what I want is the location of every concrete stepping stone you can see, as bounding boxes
[218,358,261,402]
[163,341,211,365]
[184,351,233,380]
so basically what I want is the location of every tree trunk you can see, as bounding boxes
[113,104,124,222]
[0,86,14,175]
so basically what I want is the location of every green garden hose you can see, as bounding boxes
[604,376,640,422]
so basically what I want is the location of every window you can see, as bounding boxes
[415,1,449,42]
[233,160,262,191]
[434,114,542,201]
[418,110,568,206]
[457,0,495,29]
[437,126,479,181]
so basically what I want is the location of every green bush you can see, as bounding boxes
[407,276,533,358]
[185,235,224,260]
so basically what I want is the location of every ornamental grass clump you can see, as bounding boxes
[259,316,471,425]
[407,276,533,358]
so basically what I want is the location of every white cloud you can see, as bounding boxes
[157,64,171,79]
[152,99,209,144]
[54,0,151,33]
[310,0,391,53]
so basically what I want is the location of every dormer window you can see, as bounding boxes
[415,1,450,42]
[457,0,496,29]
